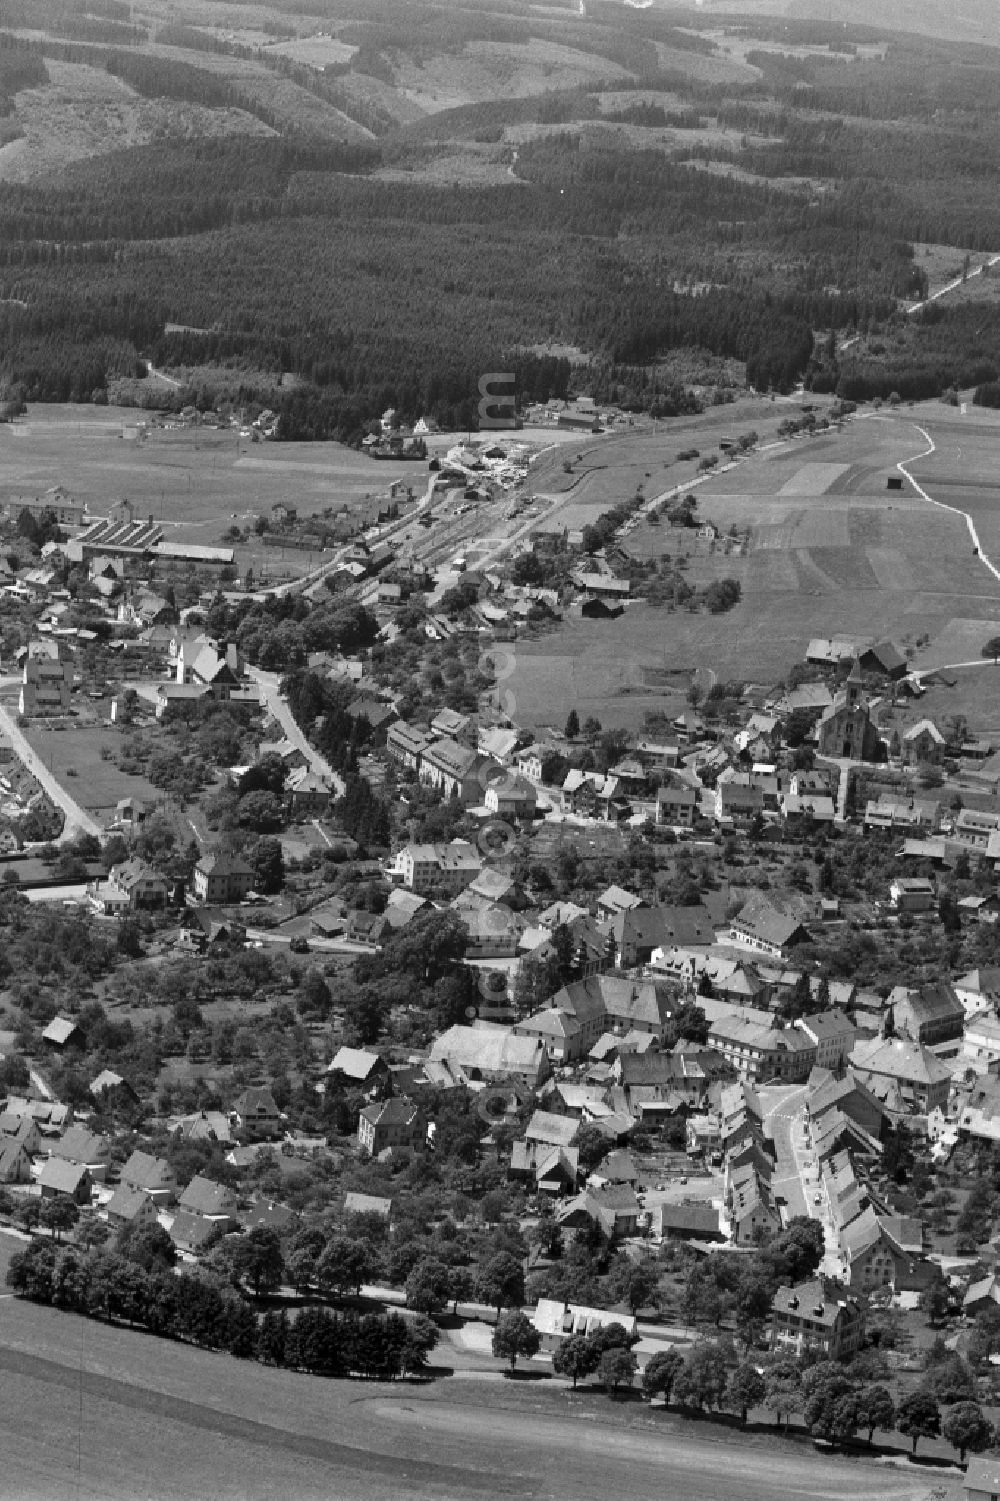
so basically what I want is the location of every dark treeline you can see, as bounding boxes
[7,1238,437,1379]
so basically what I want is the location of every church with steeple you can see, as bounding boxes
[815,659,882,761]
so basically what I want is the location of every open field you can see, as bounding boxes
[509,409,1000,730]
[0,405,431,557]
[0,1284,954,1501]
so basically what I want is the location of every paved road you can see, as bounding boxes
[248,669,346,797]
[762,1084,810,1220]
[0,704,103,843]
[762,1085,846,1278]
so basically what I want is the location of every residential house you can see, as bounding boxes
[193,850,255,904]
[770,1280,865,1360]
[177,1175,238,1230]
[611,903,714,968]
[358,1098,421,1157]
[484,774,537,823]
[889,877,936,913]
[327,1047,392,1099]
[556,1184,640,1239]
[795,1011,858,1072]
[729,894,809,958]
[38,1159,91,1202]
[19,645,73,716]
[231,1087,282,1143]
[0,1139,32,1184]
[893,982,964,1047]
[49,1127,109,1183]
[120,1150,177,1205]
[105,858,171,910]
[849,1036,953,1116]
[964,1457,1000,1501]
[962,1016,1000,1076]
[714,778,764,826]
[394,841,482,895]
[106,1184,159,1231]
[902,719,945,766]
[514,1008,586,1064]
[386,720,433,771]
[656,784,699,827]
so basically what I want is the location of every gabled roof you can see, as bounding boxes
[525,1110,578,1148]
[50,1127,107,1164]
[121,1150,175,1191]
[360,1098,418,1128]
[178,1174,236,1218]
[37,1158,89,1194]
[42,1016,78,1046]
[106,1184,154,1222]
[328,1046,387,1081]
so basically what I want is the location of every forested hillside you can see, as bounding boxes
[0,1,999,432]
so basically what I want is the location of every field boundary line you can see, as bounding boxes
[897,423,1000,589]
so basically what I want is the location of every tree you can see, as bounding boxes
[803,1368,859,1445]
[734,1271,773,1351]
[896,1388,941,1455]
[673,1341,729,1412]
[446,1266,474,1315]
[39,1197,80,1243]
[920,1275,951,1328]
[600,1346,637,1397]
[316,1236,375,1299]
[230,1227,284,1298]
[405,1257,451,1316]
[942,1400,993,1462]
[983,636,1000,664]
[476,1252,525,1319]
[764,1358,803,1434]
[492,1310,541,1373]
[609,1257,660,1315]
[726,1361,766,1425]
[574,1123,610,1174]
[553,1332,600,1388]
[855,1385,895,1446]
[642,1347,684,1403]
[927,1353,976,1404]
[767,1218,825,1283]
[564,710,580,740]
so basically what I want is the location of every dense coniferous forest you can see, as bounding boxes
[2,3,1000,429]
